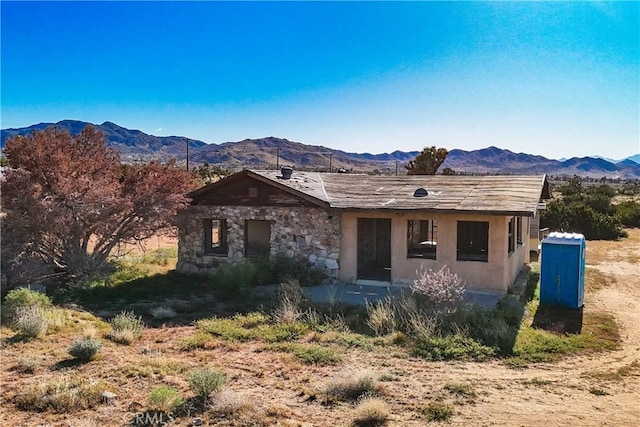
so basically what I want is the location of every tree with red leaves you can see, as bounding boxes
[1,125,195,287]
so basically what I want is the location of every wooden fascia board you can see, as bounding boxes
[333,207,538,217]
[244,170,330,208]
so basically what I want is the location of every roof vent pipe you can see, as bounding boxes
[281,167,293,180]
[413,188,428,197]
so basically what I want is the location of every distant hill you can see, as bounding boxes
[1,120,208,162]
[2,120,639,178]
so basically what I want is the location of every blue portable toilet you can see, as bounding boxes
[540,232,586,309]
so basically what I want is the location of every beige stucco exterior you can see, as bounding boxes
[339,211,530,293]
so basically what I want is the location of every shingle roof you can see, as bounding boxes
[250,170,549,216]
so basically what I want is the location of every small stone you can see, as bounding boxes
[325,259,339,270]
[192,417,203,426]
[308,254,317,263]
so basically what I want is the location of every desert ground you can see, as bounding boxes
[1,230,638,426]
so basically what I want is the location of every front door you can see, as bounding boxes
[357,218,391,281]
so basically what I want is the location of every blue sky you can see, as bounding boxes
[2,1,638,159]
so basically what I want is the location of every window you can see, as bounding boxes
[516,217,523,245]
[457,221,489,262]
[245,220,271,257]
[204,219,228,255]
[508,217,515,254]
[407,219,437,259]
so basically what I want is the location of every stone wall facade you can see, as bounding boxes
[176,205,342,276]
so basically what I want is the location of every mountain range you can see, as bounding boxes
[2,119,639,179]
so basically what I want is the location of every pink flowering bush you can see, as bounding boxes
[410,266,466,315]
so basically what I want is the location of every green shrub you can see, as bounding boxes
[412,334,495,361]
[108,311,144,344]
[614,200,640,228]
[189,367,227,399]
[196,317,254,341]
[13,306,49,338]
[178,333,212,351]
[448,297,523,355]
[256,322,309,342]
[268,253,326,286]
[68,337,102,361]
[2,288,51,324]
[271,343,342,365]
[421,402,454,422]
[148,385,184,413]
[212,262,256,298]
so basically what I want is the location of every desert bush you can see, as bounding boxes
[189,367,227,399]
[2,287,51,324]
[178,333,212,351]
[196,317,254,341]
[614,200,640,228]
[108,311,144,344]
[421,401,454,422]
[272,343,342,365]
[68,337,102,361]
[257,322,309,342]
[11,357,37,374]
[443,382,477,399]
[147,385,184,413]
[447,296,523,355]
[394,294,438,337]
[150,306,177,320]
[541,199,623,240]
[16,376,108,412]
[412,333,495,361]
[212,262,256,299]
[365,297,397,336]
[324,369,377,402]
[143,247,178,266]
[268,253,326,286]
[410,266,465,315]
[210,389,250,416]
[352,396,390,426]
[273,280,304,324]
[13,306,49,338]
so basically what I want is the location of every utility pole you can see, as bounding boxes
[186,138,190,172]
[276,148,280,170]
[329,153,333,172]
[395,160,398,176]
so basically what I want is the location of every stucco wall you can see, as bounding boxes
[339,211,530,292]
[177,205,341,276]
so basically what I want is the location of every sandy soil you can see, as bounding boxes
[1,231,638,426]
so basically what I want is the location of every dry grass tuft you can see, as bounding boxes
[210,389,251,417]
[324,369,377,402]
[352,396,390,426]
[15,376,109,413]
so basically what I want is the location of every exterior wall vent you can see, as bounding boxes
[413,188,428,197]
[280,167,293,180]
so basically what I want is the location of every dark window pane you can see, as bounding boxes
[407,219,437,259]
[457,221,489,262]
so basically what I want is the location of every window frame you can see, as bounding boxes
[203,218,228,256]
[407,219,437,260]
[508,217,515,254]
[456,221,489,262]
[244,219,271,258]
